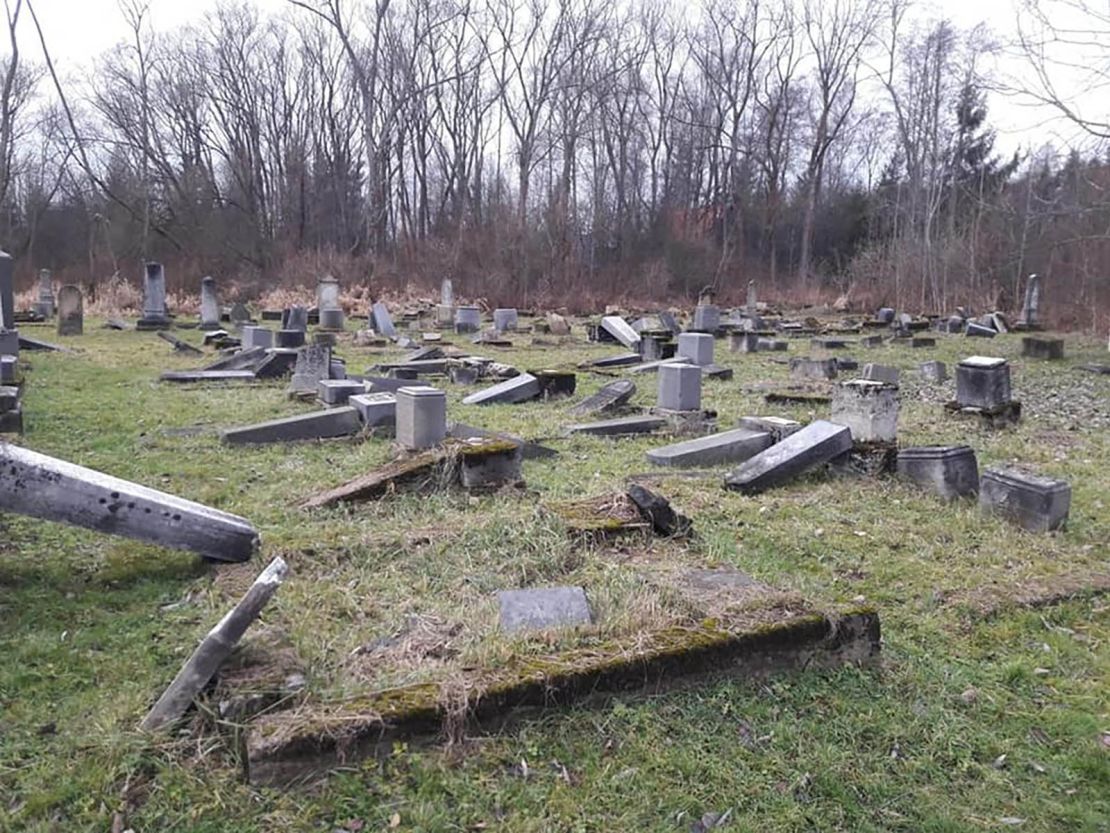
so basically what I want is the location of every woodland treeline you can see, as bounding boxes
[1,0,1108,327]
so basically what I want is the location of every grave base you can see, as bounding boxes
[944,399,1022,428]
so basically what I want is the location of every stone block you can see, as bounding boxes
[56,285,83,336]
[275,329,306,349]
[349,392,397,429]
[318,308,346,331]
[0,355,14,383]
[919,361,947,383]
[241,326,274,350]
[965,321,995,338]
[221,407,361,444]
[896,445,979,499]
[0,329,17,357]
[459,441,523,490]
[790,357,837,380]
[569,379,636,416]
[956,356,1011,410]
[724,419,852,494]
[462,373,540,406]
[730,332,760,353]
[317,379,366,405]
[454,305,481,333]
[691,304,720,332]
[737,416,801,443]
[600,315,641,348]
[677,332,714,366]
[831,380,899,443]
[979,467,1071,532]
[396,386,447,449]
[370,302,396,338]
[647,427,772,468]
[1021,336,1064,360]
[492,308,518,331]
[861,363,899,384]
[564,415,666,436]
[498,586,592,633]
[657,362,701,411]
[283,306,308,331]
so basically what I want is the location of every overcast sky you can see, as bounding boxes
[17,0,1092,157]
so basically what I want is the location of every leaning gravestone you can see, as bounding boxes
[199,276,220,328]
[1018,273,1041,329]
[498,586,592,633]
[569,379,636,417]
[137,262,171,330]
[229,302,252,327]
[724,420,852,494]
[371,302,397,338]
[56,285,83,336]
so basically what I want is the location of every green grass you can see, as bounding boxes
[1,319,1107,832]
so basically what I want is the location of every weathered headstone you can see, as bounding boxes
[831,380,899,443]
[647,427,772,468]
[724,420,852,494]
[462,373,540,406]
[876,308,895,324]
[677,332,714,366]
[498,586,592,632]
[441,278,454,306]
[34,269,55,318]
[691,304,720,333]
[657,362,701,411]
[289,344,332,394]
[547,312,570,335]
[493,308,518,332]
[896,446,979,499]
[317,276,341,311]
[564,415,666,436]
[318,308,346,331]
[1021,336,1064,360]
[569,379,636,416]
[240,326,274,350]
[318,379,366,405]
[396,385,447,449]
[919,360,947,383]
[790,357,838,381]
[368,302,396,338]
[730,331,760,353]
[1018,273,1041,328]
[0,355,14,384]
[138,262,170,329]
[349,392,397,429]
[0,250,14,330]
[199,276,220,328]
[861,363,899,385]
[56,285,83,336]
[459,441,523,490]
[746,280,757,318]
[283,305,308,332]
[454,305,481,333]
[600,315,641,349]
[229,302,252,327]
[275,329,306,349]
[737,415,801,443]
[979,467,1070,532]
[956,356,1011,410]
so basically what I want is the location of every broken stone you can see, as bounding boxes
[919,361,947,383]
[569,379,636,416]
[579,352,642,369]
[702,363,734,380]
[317,379,366,405]
[896,446,979,499]
[724,420,852,494]
[462,373,540,406]
[160,370,258,383]
[831,380,899,443]
[691,304,720,333]
[221,407,361,444]
[564,415,666,436]
[533,370,577,399]
[0,441,259,561]
[458,440,523,490]
[600,315,641,349]
[283,306,308,332]
[737,416,801,443]
[498,586,592,633]
[979,467,1070,532]
[0,355,14,384]
[811,336,848,349]
[911,337,935,349]
[646,427,772,468]
[370,302,396,338]
[627,483,692,537]
[157,331,202,355]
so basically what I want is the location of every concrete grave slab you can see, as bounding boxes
[498,586,592,633]
[724,419,852,494]
[647,427,772,468]
[221,407,361,444]
[564,415,667,436]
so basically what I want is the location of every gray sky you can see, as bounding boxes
[18,0,1092,157]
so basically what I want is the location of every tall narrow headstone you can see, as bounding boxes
[0,250,13,330]
[441,278,454,307]
[199,276,220,328]
[745,280,757,318]
[35,269,55,318]
[1019,274,1041,328]
[56,285,83,336]
[289,344,332,394]
[138,262,170,329]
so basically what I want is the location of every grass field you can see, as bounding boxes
[1,318,1107,832]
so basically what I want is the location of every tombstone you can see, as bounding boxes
[459,441,524,490]
[493,308,518,332]
[639,335,670,362]
[746,280,757,318]
[564,415,667,436]
[919,360,947,383]
[229,302,252,327]
[199,277,220,328]
[1018,274,1041,328]
[454,305,481,334]
[0,355,14,384]
[600,315,641,349]
[441,278,454,306]
[221,407,362,445]
[547,313,570,335]
[56,285,84,336]
[371,302,396,338]
[289,344,332,394]
[724,420,853,494]
[861,363,899,385]
[240,326,273,350]
[876,308,895,324]
[979,467,1070,532]
[831,380,899,443]
[498,586,591,633]
[757,338,788,351]
[647,427,772,468]
[533,370,576,399]
[1021,336,1064,360]
[396,385,447,450]
[435,304,455,328]
[859,335,884,347]
[318,308,346,331]
[910,337,935,348]
[896,446,979,500]
[34,269,55,318]
[790,357,838,381]
[692,304,720,333]
[317,379,366,406]
[657,363,701,411]
[283,305,308,332]
[677,332,714,367]
[569,379,636,417]
[0,250,14,330]
[462,373,541,406]
[275,329,306,349]
[138,262,170,329]
[349,392,397,430]
[965,321,996,338]
[811,336,848,350]
[835,357,859,372]
[730,332,760,353]
[317,276,341,311]
[956,356,1011,410]
[658,311,680,334]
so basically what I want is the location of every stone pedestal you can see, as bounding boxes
[919,361,947,383]
[790,357,837,380]
[657,363,701,411]
[396,386,447,449]
[980,467,1070,532]
[0,329,17,357]
[1021,336,1064,360]
[730,332,760,353]
[677,332,714,366]
[435,304,455,327]
[318,308,346,331]
[956,356,1011,410]
[0,355,14,383]
[241,326,274,349]
[896,445,979,499]
[275,329,306,349]
[35,269,55,318]
[691,304,720,332]
[459,442,523,490]
[493,308,518,331]
[832,380,899,443]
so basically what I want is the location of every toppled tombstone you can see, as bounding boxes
[449,421,556,460]
[288,344,332,395]
[0,441,259,562]
[896,446,979,500]
[459,440,524,490]
[965,321,996,338]
[919,360,947,383]
[979,467,1070,532]
[724,420,852,494]
[547,491,651,538]
[371,302,397,338]
[221,407,362,445]
[161,369,259,383]
[564,415,667,437]
[157,331,202,355]
[498,586,592,633]
[861,363,899,385]
[579,352,642,369]
[461,373,540,406]
[626,483,693,537]
[569,379,636,417]
[646,427,771,469]
[600,315,641,349]
[737,416,801,443]
[140,556,288,731]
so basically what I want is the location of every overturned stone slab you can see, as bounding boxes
[980,467,1071,532]
[157,331,202,355]
[160,370,258,383]
[317,379,366,405]
[569,379,636,417]
[141,556,288,732]
[564,415,667,437]
[0,442,259,562]
[18,334,70,352]
[647,427,772,468]
[462,373,540,406]
[1021,336,1064,360]
[579,352,642,369]
[600,316,641,349]
[221,407,361,445]
[896,445,979,499]
[724,420,852,494]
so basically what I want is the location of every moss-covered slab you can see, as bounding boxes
[546,492,651,538]
[244,607,880,786]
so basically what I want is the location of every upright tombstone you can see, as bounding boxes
[34,269,55,318]
[318,307,345,331]
[955,356,1011,410]
[283,305,308,332]
[56,285,84,336]
[317,276,341,311]
[677,332,714,366]
[229,302,252,327]
[240,325,273,349]
[657,363,701,411]
[831,380,899,443]
[199,276,220,328]
[896,446,979,499]
[138,262,171,330]
[441,277,454,307]
[455,305,481,334]
[692,304,720,333]
[289,343,332,394]
[1018,273,1041,329]
[746,280,757,318]
[730,331,760,353]
[396,385,447,450]
[0,250,14,331]
[493,308,518,332]
[979,467,1070,532]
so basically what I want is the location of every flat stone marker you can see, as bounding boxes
[56,285,83,336]
[396,386,447,449]
[564,415,666,436]
[657,363,700,411]
[349,392,397,429]
[896,446,979,499]
[677,332,714,366]
[647,427,772,468]
[221,406,361,444]
[737,416,801,443]
[790,357,837,380]
[0,442,259,561]
[569,379,636,416]
[831,380,899,443]
[919,360,947,383]
[141,556,287,732]
[254,349,299,379]
[581,352,642,369]
[600,315,641,349]
[161,370,258,383]
[811,336,848,349]
[157,331,202,355]
[956,356,1011,410]
[318,379,366,405]
[205,346,267,372]
[724,419,852,494]
[980,467,1070,532]
[462,373,540,406]
[199,277,220,328]
[498,586,592,633]
[0,355,14,383]
[289,344,332,394]
[628,357,680,375]
[862,363,899,385]
[1021,336,1064,360]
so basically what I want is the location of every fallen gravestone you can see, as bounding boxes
[498,586,592,633]
[157,331,203,355]
[461,373,540,406]
[600,315,641,349]
[371,302,396,338]
[861,363,899,385]
[724,420,852,494]
[221,407,362,444]
[919,360,947,383]
[448,421,557,460]
[569,379,636,416]
[646,427,772,468]
[831,380,899,443]
[737,416,801,443]
[626,483,692,536]
[564,415,666,437]
[318,379,366,405]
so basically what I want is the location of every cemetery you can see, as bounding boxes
[0,266,1108,830]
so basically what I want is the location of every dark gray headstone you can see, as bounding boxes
[724,420,852,494]
[200,276,220,328]
[371,302,396,338]
[0,251,14,330]
[564,415,666,436]
[979,467,1069,532]
[647,427,772,468]
[461,373,540,406]
[956,356,1010,410]
[896,446,979,499]
[569,380,637,416]
[221,407,361,444]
